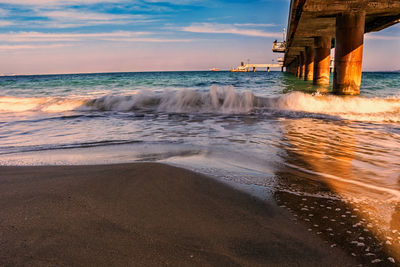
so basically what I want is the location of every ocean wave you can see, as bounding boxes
[267,91,400,122]
[84,86,256,114]
[1,86,400,122]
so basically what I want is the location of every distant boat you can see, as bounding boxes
[209,68,220,71]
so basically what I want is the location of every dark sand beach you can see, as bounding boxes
[0,163,356,266]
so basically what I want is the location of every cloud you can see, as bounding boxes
[233,23,277,27]
[1,7,158,29]
[33,9,153,28]
[0,20,13,27]
[0,0,123,6]
[144,0,207,5]
[0,31,150,42]
[0,8,12,26]
[0,0,205,5]
[365,34,400,41]
[0,7,9,15]
[0,31,193,44]
[0,1,167,29]
[103,37,193,42]
[0,44,72,50]
[40,10,137,21]
[181,23,281,38]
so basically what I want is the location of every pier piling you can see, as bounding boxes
[333,11,365,95]
[313,36,331,86]
[291,61,296,75]
[304,46,314,81]
[299,51,305,79]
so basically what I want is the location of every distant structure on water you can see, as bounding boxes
[230,59,284,72]
[230,29,286,73]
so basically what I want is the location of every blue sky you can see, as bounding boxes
[0,0,398,74]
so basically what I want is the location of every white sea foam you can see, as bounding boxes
[1,86,400,122]
[270,92,400,122]
[156,86,255,113]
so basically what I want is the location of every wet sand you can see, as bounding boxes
[0,163,355,266]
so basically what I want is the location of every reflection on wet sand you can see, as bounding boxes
[275,118,400,265]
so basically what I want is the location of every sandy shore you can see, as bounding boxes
[0,163,355,266]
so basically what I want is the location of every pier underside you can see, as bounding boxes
[284,0,400,94]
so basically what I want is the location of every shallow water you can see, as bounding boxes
[1,71,400,263]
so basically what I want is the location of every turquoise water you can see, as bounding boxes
[1,71,400,260]
[0,71,288,98]
[2,71,399,97]
[0,71,399,175]
[0,71,399,166]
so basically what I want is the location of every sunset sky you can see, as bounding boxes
[0,0,399,75]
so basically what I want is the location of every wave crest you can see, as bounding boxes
[1,86,400,122]
[272,92,400,122]
[85,86,256,114]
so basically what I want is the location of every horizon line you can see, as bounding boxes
[0,69,399,77]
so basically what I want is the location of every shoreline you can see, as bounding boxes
[0,163,355,266]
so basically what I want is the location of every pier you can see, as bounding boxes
[231,62,283,72]
[279,0,400,95]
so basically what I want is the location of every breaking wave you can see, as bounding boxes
[270,91,400,122]
[1,85,400,122]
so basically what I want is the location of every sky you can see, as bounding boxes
[0,0,399,75]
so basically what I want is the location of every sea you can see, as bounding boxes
[1,71,400,263]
